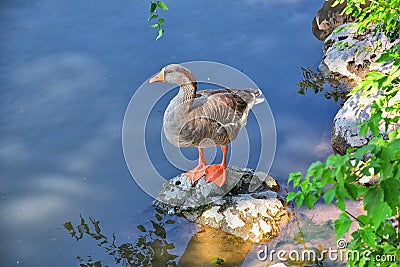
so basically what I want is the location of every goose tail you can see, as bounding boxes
[253,89,265,105]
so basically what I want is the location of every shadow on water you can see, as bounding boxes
[296,66,351,105]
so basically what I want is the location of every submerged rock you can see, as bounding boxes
[153,166,289,243]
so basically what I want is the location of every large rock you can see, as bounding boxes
[154,166,289,243]
[319,23,399,153]
[312,0,355,41]
[196,192,287,243]
[332,90,400,154]
[320,23,397,84]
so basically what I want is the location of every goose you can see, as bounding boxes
[149,64,264,187]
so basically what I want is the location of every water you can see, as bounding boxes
[0,0,342,266]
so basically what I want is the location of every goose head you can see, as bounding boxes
[149,64,196,86]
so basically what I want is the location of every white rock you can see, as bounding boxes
[202,206,223,222]
[259,220,272,233]
[224,209,245,229]
[154,167,289,243]
[196,193,288,243]
[251,223,261,237]
[320,23,397,83]
[321,23,400,153]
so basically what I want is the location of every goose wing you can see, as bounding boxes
[177,88,263,147]
[195,88,262,122]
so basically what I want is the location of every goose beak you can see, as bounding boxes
[149,70,165,83]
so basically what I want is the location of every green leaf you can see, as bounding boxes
[334,212,352,240]
[356,215,369,226]
[345,183,359,200]
[295,193,304,209]
[288,172,302,187]
[359,123,369,137]
[157,1,168,10]
[323,188,336,204]
[364,187,383,214]
[366,71,384,79]
[335,185,346,211]
[382,222,397,238]
[377,51,397,63]
[353,144,375,160]
[286,191,297,202]
[360,228,377,249]
[148,14,158,22]
[151,23,159,28]
[155,28,164,40]
[304,194,317,209]
[370,202,391,227]
[150,2,157,12]
[331,0,344,8]
[390,63,400,78]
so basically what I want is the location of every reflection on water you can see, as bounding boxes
[64,203,354,266]
[243,202,354,267]
[179,226,252,266]
[64,209,179,266]
[64,208,253,267]
[297,66,350,105]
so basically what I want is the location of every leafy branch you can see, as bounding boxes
[148,0,169,40]
[333,0,400,42]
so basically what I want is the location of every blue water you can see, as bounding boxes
[0,0,340,266]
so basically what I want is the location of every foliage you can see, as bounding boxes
[333,0,400,42]
[288,0,400,266]
[147,0,169,40]
[211,257,225,265]
[64,209,178,266]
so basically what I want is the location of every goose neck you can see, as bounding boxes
[176,82,197,103]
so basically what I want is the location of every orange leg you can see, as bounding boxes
[205,145,228,187]
[184,148,209,182]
